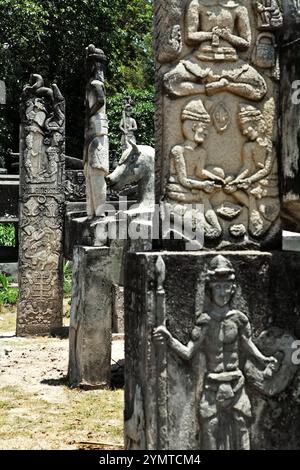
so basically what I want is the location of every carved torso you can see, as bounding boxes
[197,310,251,373]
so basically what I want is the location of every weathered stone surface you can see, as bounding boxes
[280,1,300,229]
[83,45,109,219]
[120,96,138,153]
[125,251,300,450]
[283,230,300,252]
[112,284,124,334]
[0,175,19,221]
[17,74,65,336]
[65,169,86,202]
[68,246,112,388]
[155,0,282,248]
[106,142,155,214]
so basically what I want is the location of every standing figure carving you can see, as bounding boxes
[154,255,277,450]
[120,97,138,153]
[83,44,109,220]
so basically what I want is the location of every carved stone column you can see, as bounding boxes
[124,1,300,451]
[16,74,65,336]
[280,1,300,229]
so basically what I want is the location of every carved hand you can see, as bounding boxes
[202,180,216,193]
[237,180,250,190]
[153,325,172,345]
[224,184,237,194]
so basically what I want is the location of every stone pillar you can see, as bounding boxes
[155,0,282,249]
[68,246,112,389]
[125,252,300,450]
[124,0,300,451]
[16,74,65,336]
[280,1,300,229]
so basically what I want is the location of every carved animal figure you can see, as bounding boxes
[106,142,155,212]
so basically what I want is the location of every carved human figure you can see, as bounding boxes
[225,104,279,237]
[255,0,283,29]
[120,100,138,153]
[153,255,277,450]
[83,44,109,219]
[164,0,267,101]
[166,98,222,239]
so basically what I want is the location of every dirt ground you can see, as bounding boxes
[0,305,124,450]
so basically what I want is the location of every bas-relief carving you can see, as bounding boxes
[159,0,281,246]
[120,97,138,153]
[153,255,295,450]
[17,74,65,335]
[65,170,86,202]
[83,44,109,219]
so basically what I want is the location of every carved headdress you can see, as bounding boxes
[86,44,107,63]
[207,255,236,281]
[238,104,263,125]
[181,98,211,123]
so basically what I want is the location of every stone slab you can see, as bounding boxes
[68,246,112,389]
[125,250,300,450]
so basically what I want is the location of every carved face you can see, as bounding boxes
[183,120,209,144]
[209,280,235,307]
[241,118,266,141]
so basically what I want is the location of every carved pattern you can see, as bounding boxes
[157,0,282,246]
[83,44,109,218]
[153,255,290,450]
[254,0,283,30]
[17,74,65,335]
[65,170,86,202]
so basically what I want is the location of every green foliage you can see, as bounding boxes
[63,261,72,296]
[0,0,154,160]
[0,272,18,305]
[0,224,16,247]
[107,87,155,166]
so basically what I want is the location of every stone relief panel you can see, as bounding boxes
[156,0,282,248]
[17,75,65,335]
[65,170,86,202]
[124,252,300,450]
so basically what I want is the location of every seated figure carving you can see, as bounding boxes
[164,0,267,101]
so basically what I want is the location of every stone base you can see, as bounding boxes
[68,246,112,389]
[125,251,300,450]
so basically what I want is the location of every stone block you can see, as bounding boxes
[125,251,300,450]
[68,246,112,389]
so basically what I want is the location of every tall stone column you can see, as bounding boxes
[125,1,300,450]
[280,1,300,229]
[17,74,65,336]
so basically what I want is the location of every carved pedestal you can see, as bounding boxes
[68,246,112,389]
[125,251,300,450]
[17,75,65,336]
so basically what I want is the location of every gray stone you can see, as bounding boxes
[83,45,109,219]
[280,1,300,230]
[16,74,65,336]
[112,284,124,334]
[68,246,112,389]
[125,251,300,450]
[0,175,19,221]
[0,263,18,280]
[120,96,138,153]
[282,230,300,252]
[155,0,281,248]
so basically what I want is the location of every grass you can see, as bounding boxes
[0,385,124,450]
[0,305,17,332]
